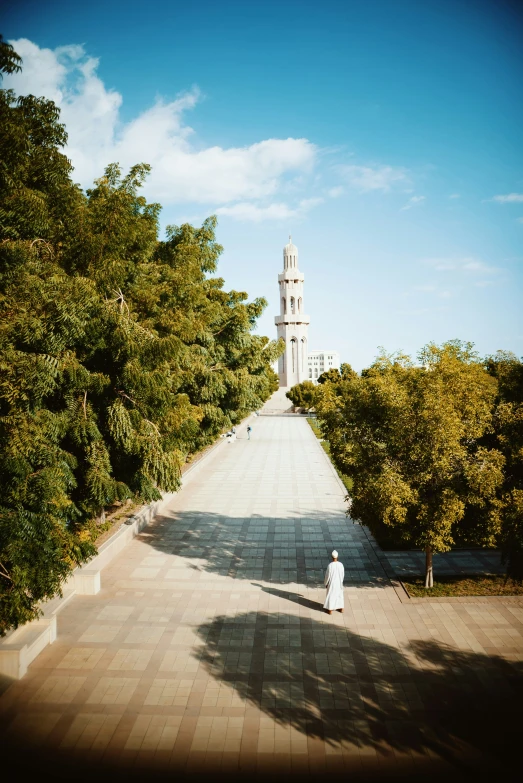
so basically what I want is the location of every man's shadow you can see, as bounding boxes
[251,582,323,611]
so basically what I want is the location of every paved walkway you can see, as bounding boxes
[382,548,503,577]
[1,414,522,782]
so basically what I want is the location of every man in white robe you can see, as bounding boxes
[323,550,344,614]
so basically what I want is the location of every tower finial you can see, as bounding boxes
[289,234,292,243]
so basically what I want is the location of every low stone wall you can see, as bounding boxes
[0,494,173,679]
[0,414,253,679]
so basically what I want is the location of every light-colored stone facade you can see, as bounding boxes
[308,349,341,382]
[275,237,310,387]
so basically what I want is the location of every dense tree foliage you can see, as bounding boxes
[286,380,319,411]
[0,35,22,76]
[291,348,523,586]
[317,368,341,385]
[0,43,281,633]
[487,352,523,581]
[316,342,505,586]
[317,364,357,385]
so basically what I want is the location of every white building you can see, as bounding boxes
[275,237,310,387]
[274,237,340,387]
[308,350,341,382]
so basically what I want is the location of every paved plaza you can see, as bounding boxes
[1,413,522,782]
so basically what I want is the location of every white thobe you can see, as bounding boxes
[323,561,345,610]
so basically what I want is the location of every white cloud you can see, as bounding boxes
[405,266,505,300]
[462,260,500,274]
[216,203,296,222]
[4,39,317,209]
[409,283,455,299]
[215,197,323,223]
[422,257,505,283]
[2,39,72,104]
[327,186,345,198]
[491,193,523,203]
[517,217,523,224]
[396,305,450,316]
[400,195,425,211]
[338,163,409,192]
[422,258,460,271]
[299,197,323,210]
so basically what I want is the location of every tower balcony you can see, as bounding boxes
[278,271,304,283]
[275,314,310,326]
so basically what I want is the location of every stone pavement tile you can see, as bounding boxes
[108,648,154,671]
[1,415,522,782]
[30,675,87,704]
[57,647,106,670]
[78,624,122,644]
[86,677,138,705]
[60,712,122,750]
[5,711,62,744]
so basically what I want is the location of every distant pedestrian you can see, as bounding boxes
[247,425,252,440]
[324,550,344,614]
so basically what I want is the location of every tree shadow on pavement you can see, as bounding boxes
[141,509,391,588]
[195,610,522,782]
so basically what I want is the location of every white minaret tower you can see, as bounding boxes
[275,236,310,387]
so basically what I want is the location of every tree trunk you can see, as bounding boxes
[424,546,434,588]
[95,508,106,526]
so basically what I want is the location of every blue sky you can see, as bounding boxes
[2,0,523,369]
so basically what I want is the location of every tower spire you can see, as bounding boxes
[275,237,309,387]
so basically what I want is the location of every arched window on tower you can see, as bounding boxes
[282,297,287,314]
[291,338,297,374]
[290,297,295,314]
[298,297,302,313]
[301,338,307,374]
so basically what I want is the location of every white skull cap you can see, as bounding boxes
[331,550,338,558]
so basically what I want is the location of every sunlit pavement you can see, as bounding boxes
[1,414,522,782]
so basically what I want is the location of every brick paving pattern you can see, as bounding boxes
[382,549,503,577]
[1,415,522,782]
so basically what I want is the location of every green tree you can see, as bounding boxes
[0,44,99,630]
[340,363,357,381]
[0,44,281,633]
[0,35,22,76]
[318,364,357,386]
[487,352,523,581]
[317,342,504,586]
[317,368,341,384]
[286,380,320,411]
